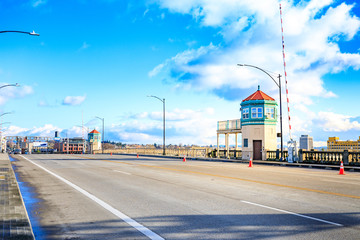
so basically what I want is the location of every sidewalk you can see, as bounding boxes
[0,153,34,240]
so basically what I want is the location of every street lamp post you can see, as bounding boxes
[147,95,166,156]
[95,116,104,154]
[237,64,283,161]
[76,125,90,154]
[0,30,40,36]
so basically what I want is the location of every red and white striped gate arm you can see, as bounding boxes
[279,3,292,140]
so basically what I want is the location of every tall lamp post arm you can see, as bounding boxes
[0,30,40,36]
[147,95,163,103]
[0,83,19,90]
[237,64,279,87]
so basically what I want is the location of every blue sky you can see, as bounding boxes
[1,0,360,147]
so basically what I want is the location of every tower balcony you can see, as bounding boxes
[217,119,242,134]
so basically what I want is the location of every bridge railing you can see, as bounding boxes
[97,148,211,158]
[211,149,242,159]
[266,150,288,161]
[298,150,360,166]
[96,147,360,165]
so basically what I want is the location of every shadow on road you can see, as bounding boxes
[25,212,360,240]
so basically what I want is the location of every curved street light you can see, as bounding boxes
[0,111,14,118]
[237,63,283,161]
[147,95,166,156]
[95,116,105,154]
[0,83,20,90]
[0,30,40,36]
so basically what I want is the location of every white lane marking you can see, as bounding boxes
[114,170,132,175]
[21,156,164,240]
[241,200,343,227]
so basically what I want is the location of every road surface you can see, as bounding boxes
[11,154,360,239]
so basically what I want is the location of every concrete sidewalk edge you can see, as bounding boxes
[0,153,35,239]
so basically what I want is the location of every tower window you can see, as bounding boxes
[242,108,249,119]
[244,138,248,147]
[266,108,275,119]
[251,107,263,118]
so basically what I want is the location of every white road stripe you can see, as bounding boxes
[241,200,343,227]
[114,170,132,175]
[21,156,164,240]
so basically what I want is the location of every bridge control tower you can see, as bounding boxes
[240,86,278,160]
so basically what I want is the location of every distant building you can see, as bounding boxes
[327,137,360,151]
[55,137,85,154]
[88,129,101,153]
[299,135,313,150]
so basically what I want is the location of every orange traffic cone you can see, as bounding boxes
[137,154,139,158]
[339,161,345,175]
[183,155,186,162]
[110,152,112,156]
[248,157,253,167]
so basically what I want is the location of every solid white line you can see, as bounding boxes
[21,156,164,240]
[241,200,343,227]
[114,170,132,175]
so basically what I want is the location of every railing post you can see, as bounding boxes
[343,150,349,165]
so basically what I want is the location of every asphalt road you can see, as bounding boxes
[11,154,360,240]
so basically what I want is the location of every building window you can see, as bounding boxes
[265,107,275,119]
[244,138,248,148]
[251,107,263,118]
[242,108,249,119]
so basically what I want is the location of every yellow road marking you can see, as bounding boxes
[103,160,360,200]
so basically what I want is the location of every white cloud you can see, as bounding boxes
[3,126,29,136]
[109,107,217,145]
[3,124,61,137]
[62,95,86,106]
[314,112,360,132]
[32,0,47,8]
[150,0,360,142]
[79,42,90,51]
[29,124,61,136]
[0,84,33,105]
[2,124,91,139]
[38,100,48,107]
[313,141,328,148]
[143,9,149,16]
